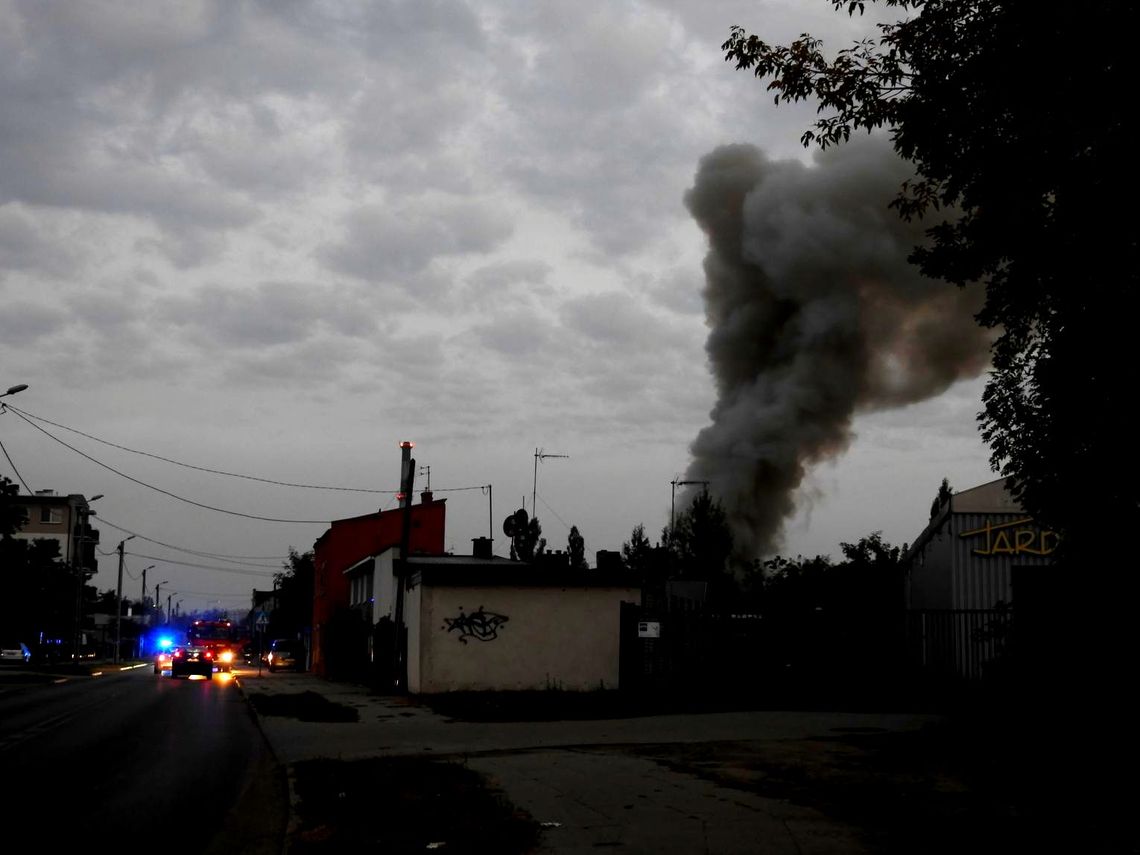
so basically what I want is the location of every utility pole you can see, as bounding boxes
[71,495,102,663]
[114,535,135,663]
[140,564,154,608]
[533,448,569,515]
[155,580,170,623]
[393,441,416,691]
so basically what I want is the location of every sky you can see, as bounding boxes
[0,0,999,616]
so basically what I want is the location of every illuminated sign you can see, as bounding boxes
[959,517,1059,557]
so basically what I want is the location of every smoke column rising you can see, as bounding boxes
[682,136,993,560]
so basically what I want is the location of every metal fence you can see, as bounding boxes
[905,608,1013,682]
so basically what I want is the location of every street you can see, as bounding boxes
[0,663,285,854]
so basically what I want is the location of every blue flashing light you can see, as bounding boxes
[158,636,175,650]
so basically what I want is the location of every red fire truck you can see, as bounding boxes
[186,619,239,673]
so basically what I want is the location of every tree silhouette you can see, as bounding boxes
[567,525,588,572]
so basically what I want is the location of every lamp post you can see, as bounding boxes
[670,478,710,537]
[72,494,103,663]
[140,565,155,608]
[155,581,170,622]
[1,383,28,399]
[113,535,136,663]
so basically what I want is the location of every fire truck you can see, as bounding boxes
[186,619,239,673]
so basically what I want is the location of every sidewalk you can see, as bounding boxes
[235,668,949,854]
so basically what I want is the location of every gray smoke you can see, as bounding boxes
[682,136,992,561]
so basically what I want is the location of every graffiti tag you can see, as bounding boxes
[443,606,509,644]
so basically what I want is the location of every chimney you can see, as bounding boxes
[421,491,433,504]
[398,441,414,508]
[472,537,492,560]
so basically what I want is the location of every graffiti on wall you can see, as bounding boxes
[443,605,509,644]
[960,517,1059,557]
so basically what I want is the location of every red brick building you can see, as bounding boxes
[311,494,446,675]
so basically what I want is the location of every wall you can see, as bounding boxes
[311,500,445,675]
[411,584,639,693]
[950,511,1055,610]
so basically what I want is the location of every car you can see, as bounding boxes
[169,645,215,679]
[154,649,173,674]
[267,638,303,672]
[1,640,31,664]
[153,634,180,674]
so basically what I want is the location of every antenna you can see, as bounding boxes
[533,447,570,515]
[418,465,431,491]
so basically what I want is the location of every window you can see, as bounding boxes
[39,506,62,524]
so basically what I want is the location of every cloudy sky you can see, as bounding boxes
[0,0,999,615]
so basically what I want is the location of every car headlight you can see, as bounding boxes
[219,651,234,664]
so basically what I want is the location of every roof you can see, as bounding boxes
[405,554,639,589]
[901,476,1025,563]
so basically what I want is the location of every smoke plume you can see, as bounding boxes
[682,136,992,561]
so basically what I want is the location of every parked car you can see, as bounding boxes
[267,638,303,672]
[1,640,31,664]
[169,645,215,679]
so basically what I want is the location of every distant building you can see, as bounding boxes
[8,489,100,574]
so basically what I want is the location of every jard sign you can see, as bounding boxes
[960,517,1059,557]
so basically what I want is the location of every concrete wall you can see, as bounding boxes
[410,585,639,693]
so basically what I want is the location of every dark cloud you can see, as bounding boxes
[320,201,514,285]
[0,301,68,345]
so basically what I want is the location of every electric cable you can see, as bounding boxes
[4,406,333,523]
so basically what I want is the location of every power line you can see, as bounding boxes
[96,515,287,567]
[5,403,398,494]
[0,430,33,493]
[4,406,333,523]
[125,551,278,578]
[6,404,494,497]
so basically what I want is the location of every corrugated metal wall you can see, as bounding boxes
[950,512,1055,610]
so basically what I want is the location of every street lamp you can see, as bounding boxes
[155,581,170,622]
[140,565,155,607]
[113,536,136,663]
[72,494,103,663]
[670,478,710,537]
[0,383,28,399]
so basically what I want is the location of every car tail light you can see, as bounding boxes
[204,650,214,660]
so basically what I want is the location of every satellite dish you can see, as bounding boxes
[504,508,528,537]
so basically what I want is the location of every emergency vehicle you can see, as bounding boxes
[186,619,239,673]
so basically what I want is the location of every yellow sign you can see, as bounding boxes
[959,517,1058,557]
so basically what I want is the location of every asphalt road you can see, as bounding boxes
[0,663,286,854]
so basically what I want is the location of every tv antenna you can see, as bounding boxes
[533,447,569,515]
[418,465,430,491]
